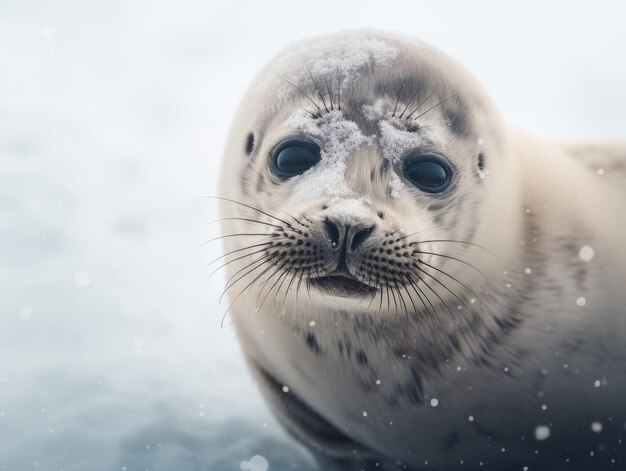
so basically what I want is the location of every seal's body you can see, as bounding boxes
[218,30,626,470]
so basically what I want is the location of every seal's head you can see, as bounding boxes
[219,30,521,322]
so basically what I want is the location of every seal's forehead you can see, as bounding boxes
[270,32,402,84]
[256,31,439,112]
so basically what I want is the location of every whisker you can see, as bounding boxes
[221,258,277,327]
[407,238,496,257]
[413,94,458,121]
[385,283,391,312]
[203,233,271,245]
[413,264,478,323]
[397,85,422,119]
[337,67,342,111]
[297,105,320,118]
[364,284,379,310]
[210,217,284,230]
[282,260,304,306]
[276,76,323,114]
[203,196,294,228]
[402,273,441,329]
[209,247,269,279]
[258,261,290,311]
[205,241,272,269]
[391,87,402,118]
[325,77,334,111]
[274,264,293,307]
[256,256,291,308]
[409,266,459,328]
[251,260,285,310]
[389,285,399,314]
[394,283,410,319]
[404,85,440,120]
[305,266,313,301]
[303,59,329,113]
[398,276,417,316]
[406,267,442,319]
[220,253,275,302]
[377,282,385,315]
[295,264,308,304]
[412,250,487,278]
[419,259,484,305]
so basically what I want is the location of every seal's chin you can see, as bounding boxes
[309,273,377,298]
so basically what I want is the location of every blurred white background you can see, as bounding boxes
[1,1,624,470]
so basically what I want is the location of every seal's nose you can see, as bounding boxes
[323,217,343,247]
[324,217,375,253]
[349,225,374,251]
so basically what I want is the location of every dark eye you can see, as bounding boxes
[403,153,452,193]
[271,139,321,178]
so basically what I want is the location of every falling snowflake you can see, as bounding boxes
[534,425,550,441]
[579,246,594,262]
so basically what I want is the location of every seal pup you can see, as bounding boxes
[216,30,626,470]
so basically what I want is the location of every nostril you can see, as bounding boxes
[350,226,374,251]
[324,218,341,246]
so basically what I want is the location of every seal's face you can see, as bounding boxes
[220,32,517,322]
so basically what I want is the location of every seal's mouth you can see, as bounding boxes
[309,274,377,298]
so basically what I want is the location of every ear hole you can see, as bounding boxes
[245,132,255,156]
[477,153,485,172]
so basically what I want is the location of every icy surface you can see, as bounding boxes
[1,0,625,470]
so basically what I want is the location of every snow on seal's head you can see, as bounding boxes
[219,29,519,321]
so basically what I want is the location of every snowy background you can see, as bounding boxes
[1,1,625,470]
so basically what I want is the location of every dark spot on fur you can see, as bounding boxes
[427,202,446,212]
[245,132,254,156]
[477,153,485,172]
[356,350,368,366]
[305,332,321,354]
[443,101,471,137]
[405,121,420,133]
